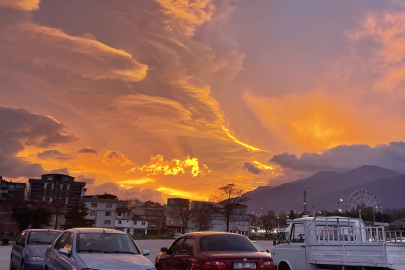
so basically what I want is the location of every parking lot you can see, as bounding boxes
[0,239,273,270]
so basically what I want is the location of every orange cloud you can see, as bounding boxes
[126,155,211,177]
[243,91,371,152]
[0,0,39,11]
[352,12,405,96]
[1,22,148,82]
[155,0,216,36]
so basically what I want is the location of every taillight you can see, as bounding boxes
[262,261,274,270]
[203,261,227,269]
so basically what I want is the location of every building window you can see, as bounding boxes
[118,213,122,217]
[142,222,146,226]
[48,177,52,181]
[104,220,111,225]
[91,203,97,208]
[90,210,96,216]
[67,184,70,190]
[106,203,112,208]
[105,212,111,216]
[118,220,122,224]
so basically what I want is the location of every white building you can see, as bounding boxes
[115,206,148,235]
[82,197,118,228]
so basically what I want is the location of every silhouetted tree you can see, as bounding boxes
[12,207,52,231]
[209,183,251,232]
[193,206,214,231]
[63,202,94,229]
[259,210,276,237]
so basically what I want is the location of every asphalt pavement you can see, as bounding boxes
[0,239,273,270]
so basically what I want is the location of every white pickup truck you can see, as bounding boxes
[271,217,405,270]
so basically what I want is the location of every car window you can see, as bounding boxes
[63,233,75,252]
[54,232,70,250]
[253,242,264,252]
[76,233,139,254]
[169,238,185,254]
[291,223,305,243]
[16,231,26,246]
[179,238,194,255]
[28,231,61,245]
[200,235,257,252]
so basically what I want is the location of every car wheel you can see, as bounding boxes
[278,262,291,270]
[9,257,16,270]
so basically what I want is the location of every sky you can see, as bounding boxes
[1,0,405,203]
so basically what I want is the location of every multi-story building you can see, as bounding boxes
[114,206,148,235]
[0,177,26,201]
[82,195,118,229]
[28,174,86,210]
[133,201,166,235]
[0,200,25,235]
[166,198,190,234]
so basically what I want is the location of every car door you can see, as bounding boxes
[286,223,307,270]
[174,238,194,270]
[161,237,186,270]
[54,232,75,270]
[12,230,27,269]
[48,232,70,270]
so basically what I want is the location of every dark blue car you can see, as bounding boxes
[9,229,62,270]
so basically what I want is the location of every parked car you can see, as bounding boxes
[43,228,155,270]
[174,233,182,239]
[9,229,62,270]
[252,241,270,254]
[156,232,274,270]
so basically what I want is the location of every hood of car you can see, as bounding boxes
[27,245,49,257]
[78,253,155,270]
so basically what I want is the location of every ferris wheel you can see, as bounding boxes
[346,189,382,212]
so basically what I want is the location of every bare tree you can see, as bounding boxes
[176,202,193,233]
[259,210,276,237]
[209,183,251,232]
[126,198,142,207]
[193,207,213,231]
[51,199,66,230]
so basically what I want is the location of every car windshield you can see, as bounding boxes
[28,231,62,245]
[200,235,258,252]
[76,233,139,254]
[253,242,265,252]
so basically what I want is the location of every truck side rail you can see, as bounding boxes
[308,226,405,244]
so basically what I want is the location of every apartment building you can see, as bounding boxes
[0,177,26,201]
[82,196,118,228]
[28,174,86,210]
[166,198,190,234]
[114,206,148,235]
[133,201,166,234]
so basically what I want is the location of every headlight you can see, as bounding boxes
[28,256,44,262]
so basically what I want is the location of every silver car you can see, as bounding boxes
[43,228,155,270]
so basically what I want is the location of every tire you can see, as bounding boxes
[9,256,16,270]
[278,262,291,270]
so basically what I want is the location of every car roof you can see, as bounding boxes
[27,229,62,232]
[182,231,248,237]
[69,228,127,234]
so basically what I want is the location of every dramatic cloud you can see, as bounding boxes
[78,148,98,154]
[0,0,39,11]
[0,107,77,178]
[36,150,72,160]
[127,155,212,177]
[77,174,96,184]
[243,162,263,175]
[271,142,405,174]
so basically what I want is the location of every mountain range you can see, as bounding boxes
[246,165,405,214]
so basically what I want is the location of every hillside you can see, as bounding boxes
[247,165,402,214]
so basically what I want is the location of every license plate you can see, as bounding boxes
[233,262,256,269]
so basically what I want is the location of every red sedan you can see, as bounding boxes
[155,232,274,270]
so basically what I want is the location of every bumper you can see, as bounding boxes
[24,261,44,270]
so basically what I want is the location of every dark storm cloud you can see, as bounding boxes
[78,147,98,154]
[242,162,263,175]
[38,134,77,148]
[0,107,76,178]
[37,150,72,160]
[270,142,405,174]
[49,168,70,175]
[77,174,96,184]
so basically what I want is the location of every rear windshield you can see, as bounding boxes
[28,231,62,245]
[76,233,139,254]
[200,235,258,252]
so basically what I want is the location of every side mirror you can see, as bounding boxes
[266,250,270,253]
[59,248,70,256]
[160,247,168,252]
[272,240,277,246]
[142,250,150,256]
